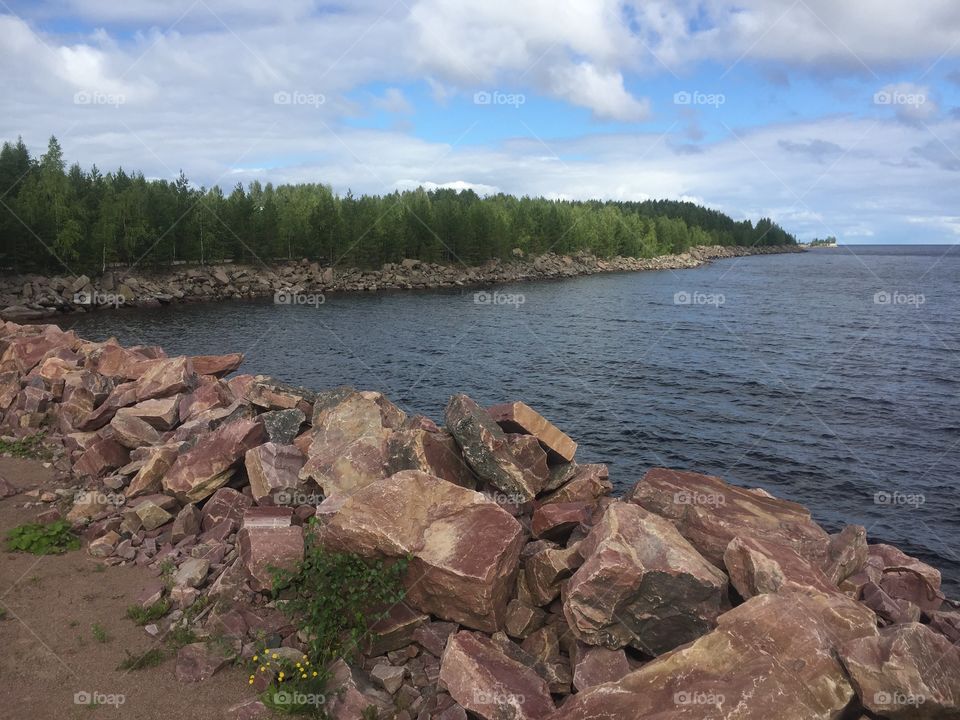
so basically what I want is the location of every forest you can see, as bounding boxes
[0,136,797,275]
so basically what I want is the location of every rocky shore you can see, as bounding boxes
[2,319,958,720]
[0,244,803,321]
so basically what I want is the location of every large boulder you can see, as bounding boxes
[627,468,831,567]
[244,443,305,505]
[538,463,611,506]
[189,353,244,378]
[564,502,729,654]
[133,356,196,402]
[487,400,577,462]
[162,418,266,502]
[845,544,945,613]
[723,535,836,598]
[317,470,524,632]
[440,631,555,720]
[299,390,404,497]
[554,584,879,720]
[839,622,960,719]
[237,525,304,592]
[444,394,541,502]
[387,428,476,489]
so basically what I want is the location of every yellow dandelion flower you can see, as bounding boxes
[259,666,266,672]
[278,672,285,679]
[312,671,318,677]
[272,653,279,660]
[252,655,258,662]
[248,678,254,685]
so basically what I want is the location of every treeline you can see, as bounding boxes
[0,136,796,274]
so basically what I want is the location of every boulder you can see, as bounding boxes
[858,544,944,613]
[117,395,182,431]
[109,411,163,448]
[822,524,868,585]
[175,641,235,682]
[387,428,476,489]
[564,502,729,654]
[259,408,305,445]
[133,356,195,402]
[162,418,266,502]
[245,443,306,505]
[530,501,591,541]
[572,645,631,692]
[554,584,879,720]
[246,376,316,414]
[440,631,555,720]
[73,437,130,478]
[504,433,550,488]
[125,444,179,498]
[178,380,232,422]
[201,487,253,531]
[487,401,577,462]
[525,543,583,607]
[444,394,541,502]
[189,353,244,378]
[237,525,304,592]
[723,535,836,598]
[171,504,202,543]
[538,464,611,505]
[839,622,960,719]
[627,467,830,567]
[317,470,524,632]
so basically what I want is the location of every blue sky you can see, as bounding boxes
[2,0,960,243]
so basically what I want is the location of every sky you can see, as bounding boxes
[2,0,960,244]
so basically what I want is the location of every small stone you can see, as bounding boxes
[173,558,210,588]
[370,663,406,694]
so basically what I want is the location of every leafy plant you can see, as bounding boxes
[165,626,198,649]
[0,433,50,459]
[264,520,409,715]
[250,649,327,716]
[126,599,171,625]
[91,623,110,643]
[5,520,79,555]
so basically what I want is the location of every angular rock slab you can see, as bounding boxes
[564,502,729,655]
[237,525,304,592]
[440,631,555,720]
[839,622,960,719]
[627,467,830,568]
[723,535,836,598]
[554,584,879,720]
[444,394,540,502]
[162,418,266,502]
[317,470,524,632]
[244,442,306,505]
[387,427,477,489]
[488,400,577,462]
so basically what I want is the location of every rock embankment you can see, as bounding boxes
[0,244,803,321]
[3,319,958,720]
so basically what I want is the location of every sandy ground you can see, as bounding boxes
[0,456,250,719]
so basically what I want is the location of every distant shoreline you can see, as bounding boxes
[0,244,804,322]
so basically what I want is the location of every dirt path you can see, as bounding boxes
[0,457,250,719]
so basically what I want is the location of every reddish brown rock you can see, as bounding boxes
[1,326,77,373]
[178,379,232,423]
[201,487,253,531]
[564,502,729,654]
[125,444,179,498]
[530,501,591,541]
[387,428,476,489]
[865,544,945,613]
[324,659,392,720]
[627,467,831,568]
[822,524,868,585]
[487,401,577,463]
[444,394,541,502]
[525,543,583,606]
[245,442,306,505]
[118,395,182,431]
[362,603,429,656]
[134,356,195,402]
[555,584,878,720]
[317,470,524,632]
[504,433,550,488]
[73,437,130,478]
[77,381,139,431]
[440,631,555,720]
[302,434,388,498]
[504,600,547,639]
[171,504,202,543]
[861,581,921,625]
[723,535,836,598]
[839,622,960,719]
[538,463,611,505]
[109,411,162,448]
[928,610,960,644]
[162,418,266,502]
[175,641,235,682]
[572,644,631,692]
[189,353,244,378]
[237,525,304,592]
[245,377,315,414]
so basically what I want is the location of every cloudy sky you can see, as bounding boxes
[2,0,960,244]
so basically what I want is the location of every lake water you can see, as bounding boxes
[64,245,960,595]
